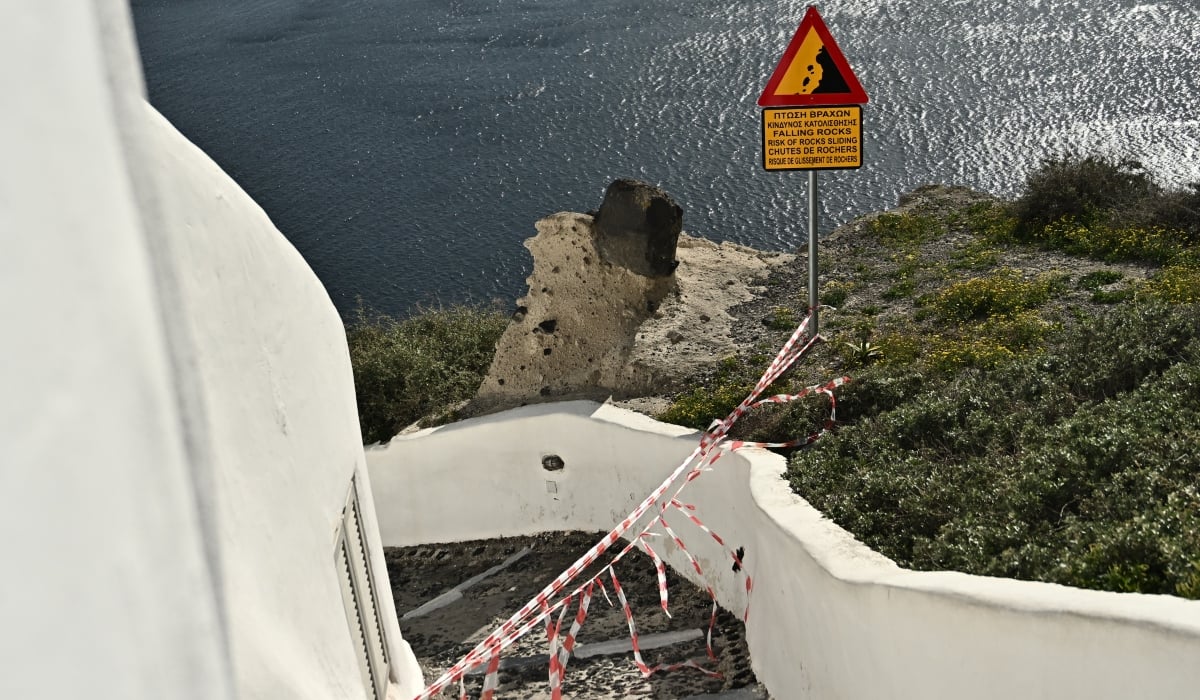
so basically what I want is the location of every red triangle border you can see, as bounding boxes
[758,6,869,107]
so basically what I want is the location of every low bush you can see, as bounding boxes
[766,305,800,331]
[1011,155,1200,260]
[1129,182,1200,243]
[1139,259,1200,305]
[924,312,1051,373]
[1091,287,1135,304]
[1040,220,1181,264]
[347,305,508,444]
[930,268,1055,322]
[923,334,1015,373]
[821,280,854,307]
[950,238,1003,270]
[657,356,757,431]
[1013,155,1160,235]
[962,201,1018,243]
[788,301,1200,597]
[875,331,923,367]
[867,212,941,247]
[1077,269,1124,290]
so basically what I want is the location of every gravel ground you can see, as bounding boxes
[387,531,768,699]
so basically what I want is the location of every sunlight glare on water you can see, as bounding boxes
[133,0,1200,318]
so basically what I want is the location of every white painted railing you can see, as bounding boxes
[368,401,1200,699]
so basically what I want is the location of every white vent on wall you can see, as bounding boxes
[335,476,390,700]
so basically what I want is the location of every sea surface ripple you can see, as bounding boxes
[132,0,1200,319]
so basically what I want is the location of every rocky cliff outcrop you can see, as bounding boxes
[469,179,792,414]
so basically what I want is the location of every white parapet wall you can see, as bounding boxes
[369,401,1200,699]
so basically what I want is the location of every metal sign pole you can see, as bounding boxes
[759,6,867,342]
[807,170,819,338]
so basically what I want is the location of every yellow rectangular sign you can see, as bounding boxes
[762,106,863,171]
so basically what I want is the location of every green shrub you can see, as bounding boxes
[924,334,1014,372]
[766,305,800,331]
[981,310,1052,348]
[821,280,854,307]
[831,365,928,421]
[1139,260,1200,304]
[914,313,1049,373]
[867,212,940,247]
[963,201,1018,243]
[1013,155,1160,235]
[658,381,750,432]
[790,302,1200,597]
[1050,301,1200,400]
[658,351,839,445]
[347,305,507,444]
[931,268,1054,322]
[1077,269,1124,290]
[1079,269,1134,303]
[882,279,916,300]
[950,239,1003,270]
[1040,220,1181,264]
[1128,182,1200,243]
[876,331,923,367]
[1092,288,1135,304]
[658,356,757,431]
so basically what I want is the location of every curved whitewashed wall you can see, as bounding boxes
[369,402,1200,699]
[139,104,423,699]
[1,3,233,698]
[1,2,422,698]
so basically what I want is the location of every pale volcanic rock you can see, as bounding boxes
[472,210,673,410]
[626,235,794,393]
[471,180,793,414]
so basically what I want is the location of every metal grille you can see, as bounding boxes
[335,476,389,700]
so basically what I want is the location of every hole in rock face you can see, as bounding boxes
[541,454,565,471]
[537,319,558,334]
[543,348,552,356]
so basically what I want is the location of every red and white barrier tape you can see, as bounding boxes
[546,593,572,696]
[669,499,753,623]
[639,534,671,616]
[413,313,843,699]
[555,582,593,686]
[477,647,501,700]
[608,567,722,680]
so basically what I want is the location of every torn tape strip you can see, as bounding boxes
[640,534,671,617]
[547,593,571,699]
[609,565,719,680]
[478,646,501,700]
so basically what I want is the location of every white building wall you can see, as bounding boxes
[368,402,1200,700]
[1,2,422,698]
[0,4,235,699]
[137,103,422,698]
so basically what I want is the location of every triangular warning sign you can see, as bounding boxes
[758,6,868,107]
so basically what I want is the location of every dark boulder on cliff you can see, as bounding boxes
[593,178,683,278]
[467,179,791,417]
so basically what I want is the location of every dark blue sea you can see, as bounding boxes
[131,0,1200,320]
